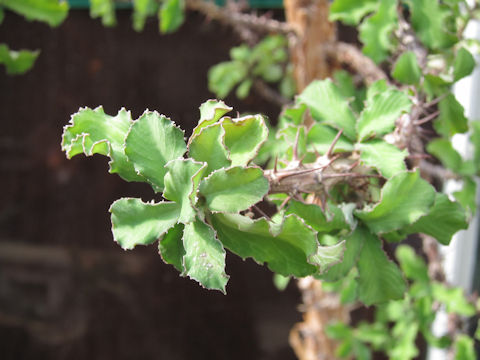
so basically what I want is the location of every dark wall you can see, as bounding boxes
[0,9,297,360]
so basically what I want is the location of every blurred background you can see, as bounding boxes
[0,7,302,360]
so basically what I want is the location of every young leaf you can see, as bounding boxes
[192,99,232,137]
[286,200,349,234]
[222,115,269,166]
[358,140,408,178]
[358,0,397,63]
[395,245,429,283]
[0,44,39,75]
[188,123,230,175]
[182,218,229,292]
[212,213,319,277]
[329,0,377,25]
[2,0,68,27]
[434,94,468,138]
[90,0,116,27]
[159,0,185,34]
[208,61,248,99]
[110,198,180,250]
[125,111,187,191]
[453,48,476,82]
[392,51,422,85]
[309,241,346,273]
[298,79,357,140]
[321,228,366,282]
[357,232,406,305]
[454,335,476,360]
[432,283,476,316]
[133,0,159,32]
[454,177,477,215]
[198,166,269,213]
[61,107,144,182]
[158,223,185,272]
[357,88,411,141]
[163,159,207,223]
[307,124,354,154]
[427,138,463,173]
[355,171,436,234]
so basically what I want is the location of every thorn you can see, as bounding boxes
[312,146,320,157]
[424,94,447,108]
[292,127,303,161]
[321,172,382,180]
[278,195,292,211]
[348,160,360,171]
[414,110,440,125]
[273,156,278,173]
[325,129,343,158]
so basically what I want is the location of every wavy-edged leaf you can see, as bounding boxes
[0,44,39,75]
[358,140,407,178]
[61,107,143,182]
[192,99,232,137]
[90,0,116,26]
[199,166,269,213]
[434,94,468,138]
[286,200,349,234]
[298,79,357,140]
[222,115,269,166]
[454,47,476,82]
[405,193,468,245]
[110,198,180,250]
[427,138,463,172]
[307,124,354,154]
[163,159,207,223]
[158,223,185,272]
[188,122,231,175]
[159,0,185,33]
[358,0,397,63]
[133,0,159,32]
[357,89,411,141]
[355,171,436,234]
[392,51,422,85]
[357,232,406,305]
[125,111,187,191]
[321,228,366,282]
[182,218,229,292]
[454,177,477,216]
[309,241,345,274]
[329,0,377,25]
[212,213,318,277]
[2,0,68,27]
[406,0,457,50]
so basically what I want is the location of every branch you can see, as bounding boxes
[253,79,290,107]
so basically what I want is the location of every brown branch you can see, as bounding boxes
[253,79,291,106]
[419,160,461,181]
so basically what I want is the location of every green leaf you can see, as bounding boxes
[0,44,39,75]
[454,48,476,81]
[298,79,357,140]
[286,200,349,234]
[159,0,184,34]
[158,223,185,272]
[358,0,397,63]
[199,166,269,213]
[280,103,307,126]
[453,177,477,215]
[307,124,354,154]
[389,321,419,360]
[309,241,345,273]
[212,213,319,277]
[0,8,4,24]
[192,99,232,137]
[110,198,180,250]
[355,171,436,234]
[125,111,187,191]
[392,51,422,85]
[236,79,253,99]
[432,283,476,316]
[188,123,231,175]
[2,0,68,27]
[471,121,480,173]
[427,138,463,173]
[182,218,228,292]
[163,159,207,223]
[357,232,406,305]
[395,245,429,283]
[357,88,412,141]
[358,140,408,178]
[321,228,366,282]
[61,107,144,182]
[406,0,457,50]
[434,94,468,138]
[423,74,452,98]
[222,115,269,166]
[329,0,377,25]
[208,61,248,99]
[366,79,389,100]
[454,335,476,360]
[90,0,116,27]
[133,0,159,32]
[273,273,290,291]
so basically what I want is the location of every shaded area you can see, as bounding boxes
[0,9,297,360]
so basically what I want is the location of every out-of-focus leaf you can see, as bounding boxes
[0,44,39,75]
[392,51,422,85]
[159,0,185,33]
[329,0,377,25]
[454,47,476,81]
[2,0,68,27]
[90,0,116,27]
